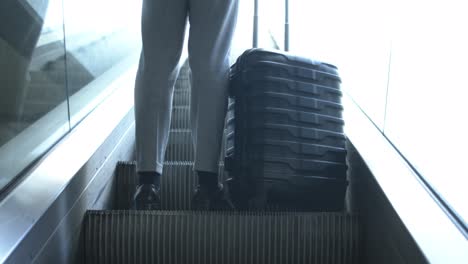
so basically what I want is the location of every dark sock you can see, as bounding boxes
[138,171,161,188]
[197,171,218,190]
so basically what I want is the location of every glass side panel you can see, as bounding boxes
[289,0,392,129]
[385,1,468,226]
[0,0,70,192]
[62,0,142,127]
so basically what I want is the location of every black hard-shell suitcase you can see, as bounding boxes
[225,49,347,210]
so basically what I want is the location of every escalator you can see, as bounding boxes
[79,62,361,264]
[0,54,444,263]
[3,0,468,261]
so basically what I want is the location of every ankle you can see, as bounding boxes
[138,171,161,187]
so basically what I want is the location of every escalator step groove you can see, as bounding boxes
[170,106,190,130]
[84,211,360,264]
[173,89,190,107]
[165,130,194,162]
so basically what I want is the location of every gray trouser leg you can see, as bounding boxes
[135,0,188,174]
[188,0,239,173]
[135,0,238,174]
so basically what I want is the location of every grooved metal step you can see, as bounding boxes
[166,127,227,162]
[174,77,190,92]
[115,162,227,210]
[165,130,225,163]
[166,130,194,162]
[84,210,360,264]
[174,61,191,88]
[170,106,190,130]
[173,89,190,107]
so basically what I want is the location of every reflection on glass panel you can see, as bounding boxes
[63,0,142,126]
[385,1,468,226]
[0,0,69,192]
[289,0,392,129]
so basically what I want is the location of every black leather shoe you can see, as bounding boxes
[133,184,161,210]
[191,184,234,211]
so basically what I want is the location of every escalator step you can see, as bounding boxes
[115,162,227,210]
[166,129,194,162]
[166,127,227,162]
[170,106,190,130]
[173,89,190,107]
[174,60,191,91]
[84,210,360,264]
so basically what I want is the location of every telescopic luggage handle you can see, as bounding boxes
[252,0,290,51]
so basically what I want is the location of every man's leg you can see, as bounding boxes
[134,0,188,209]
[188,0,239,209]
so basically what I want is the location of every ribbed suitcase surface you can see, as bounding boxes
[232,139,347,163]
[226,175,347,211]
[232,75,342,103]
[226,123,346,148]
[239,107,344,132]
[247,156,347,179]
[241,91,343,118]
[225,49,347,210]
[233,49,341,83]
[236,61,341,88]
[84,210,360,264]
